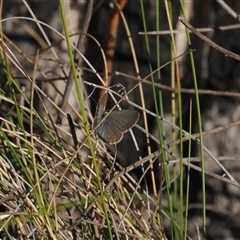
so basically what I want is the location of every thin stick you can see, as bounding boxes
[115,71,240,98]
[216,0,240,21]
[99,0,127,97]
[179,16,240,61]
[138,23,240,35]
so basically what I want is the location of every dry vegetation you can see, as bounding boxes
[1,1,240,239]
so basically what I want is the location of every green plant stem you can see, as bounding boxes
[140,0,176,238]
[58,1,113,238]
[180,1,206,237]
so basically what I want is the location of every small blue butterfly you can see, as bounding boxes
[92,93,139,144]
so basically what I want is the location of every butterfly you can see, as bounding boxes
[92,93,139,144]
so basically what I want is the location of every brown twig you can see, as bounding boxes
[179,16,240,61]
[115,71,240,99]
[138,23,240,35]
[99,0,127,97]
[216,0,240,21]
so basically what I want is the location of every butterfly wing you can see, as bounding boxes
[96,118,123,144]
[94,92,108,117]
[106,110,139,133]
[92,93,108,138]
[93,92,140,144]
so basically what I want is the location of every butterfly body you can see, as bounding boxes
[92,93,139,144]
